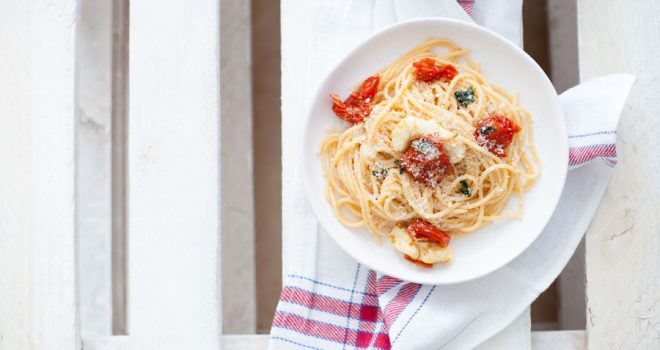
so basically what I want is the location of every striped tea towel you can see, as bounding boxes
[271,1,636,349]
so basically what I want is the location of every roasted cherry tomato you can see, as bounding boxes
[330,75,380,124]
[357,75,379,100]
[474,116,521,157]
[399,135,453,187]
[407,218,451,248]
[404,254,434,268]
[412,58,458,83]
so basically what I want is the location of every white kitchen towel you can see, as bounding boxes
[270,1,635,349]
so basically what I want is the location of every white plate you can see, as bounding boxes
[302,18,568,285]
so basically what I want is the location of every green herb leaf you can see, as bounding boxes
[459,179,472,197]
[478,125,496,135]
[454,87,475,108]
[372,168,388,179]
[394,160,404,174]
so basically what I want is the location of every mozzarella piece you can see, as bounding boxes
[390,225,453,264]
[361,144,377,160]
[391,116,442,151]
[445,137,466,164]
[391,116,466,164]
[417,241,452,264]
[389,226,419,259]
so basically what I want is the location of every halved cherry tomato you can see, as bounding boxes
[330,75,380,124]
[358,75,379,100]
[404,254,434,268]
[407,219,451,248]
[399,135,453,188]
[474,116,521,157]
[412,58,458,83]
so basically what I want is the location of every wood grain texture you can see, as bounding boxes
[578,0,660,348]
[0,0,80,348]
[220,0,257,334]
[128,0,222,348]
[281,0,530,347]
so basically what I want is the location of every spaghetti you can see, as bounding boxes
[321,38,541,267]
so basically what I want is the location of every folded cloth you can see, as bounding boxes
[271,1,636,349]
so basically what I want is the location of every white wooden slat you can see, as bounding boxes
[532,331,586,349]
[87,331,584,350]
[82,336,130,350]
[0,0,80,349]
[85,332,586,350]
[281,0,315,279]
[577,0,660,348]
[223,335,270,350]
[86,332,584,350]
[129,0,222,348]
[82,335,270,350]
[79,0,114,336]
[220,0,257,334]
[281,0,530,347]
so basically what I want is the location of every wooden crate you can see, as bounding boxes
[1,0,657,349]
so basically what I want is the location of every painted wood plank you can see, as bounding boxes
[577,0,660,348]
[84,332,583,350]
[86,331,584,350]
[0,0,80,349]
[281,0,316,279]
[128,0,222,348]
[532,331,586,350]
[220,0,257,334]
[78,0,114,336]
[223,335,270,350]
[84,332,585,350]
[281,0,530,347]
[82,336,130,350]
[82,335,270,350]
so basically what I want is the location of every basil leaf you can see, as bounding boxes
[479,125,496,135]
[372,168,388,179]
[459,179,472,197]
[454,87,475,108]
[394,160,404,174]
